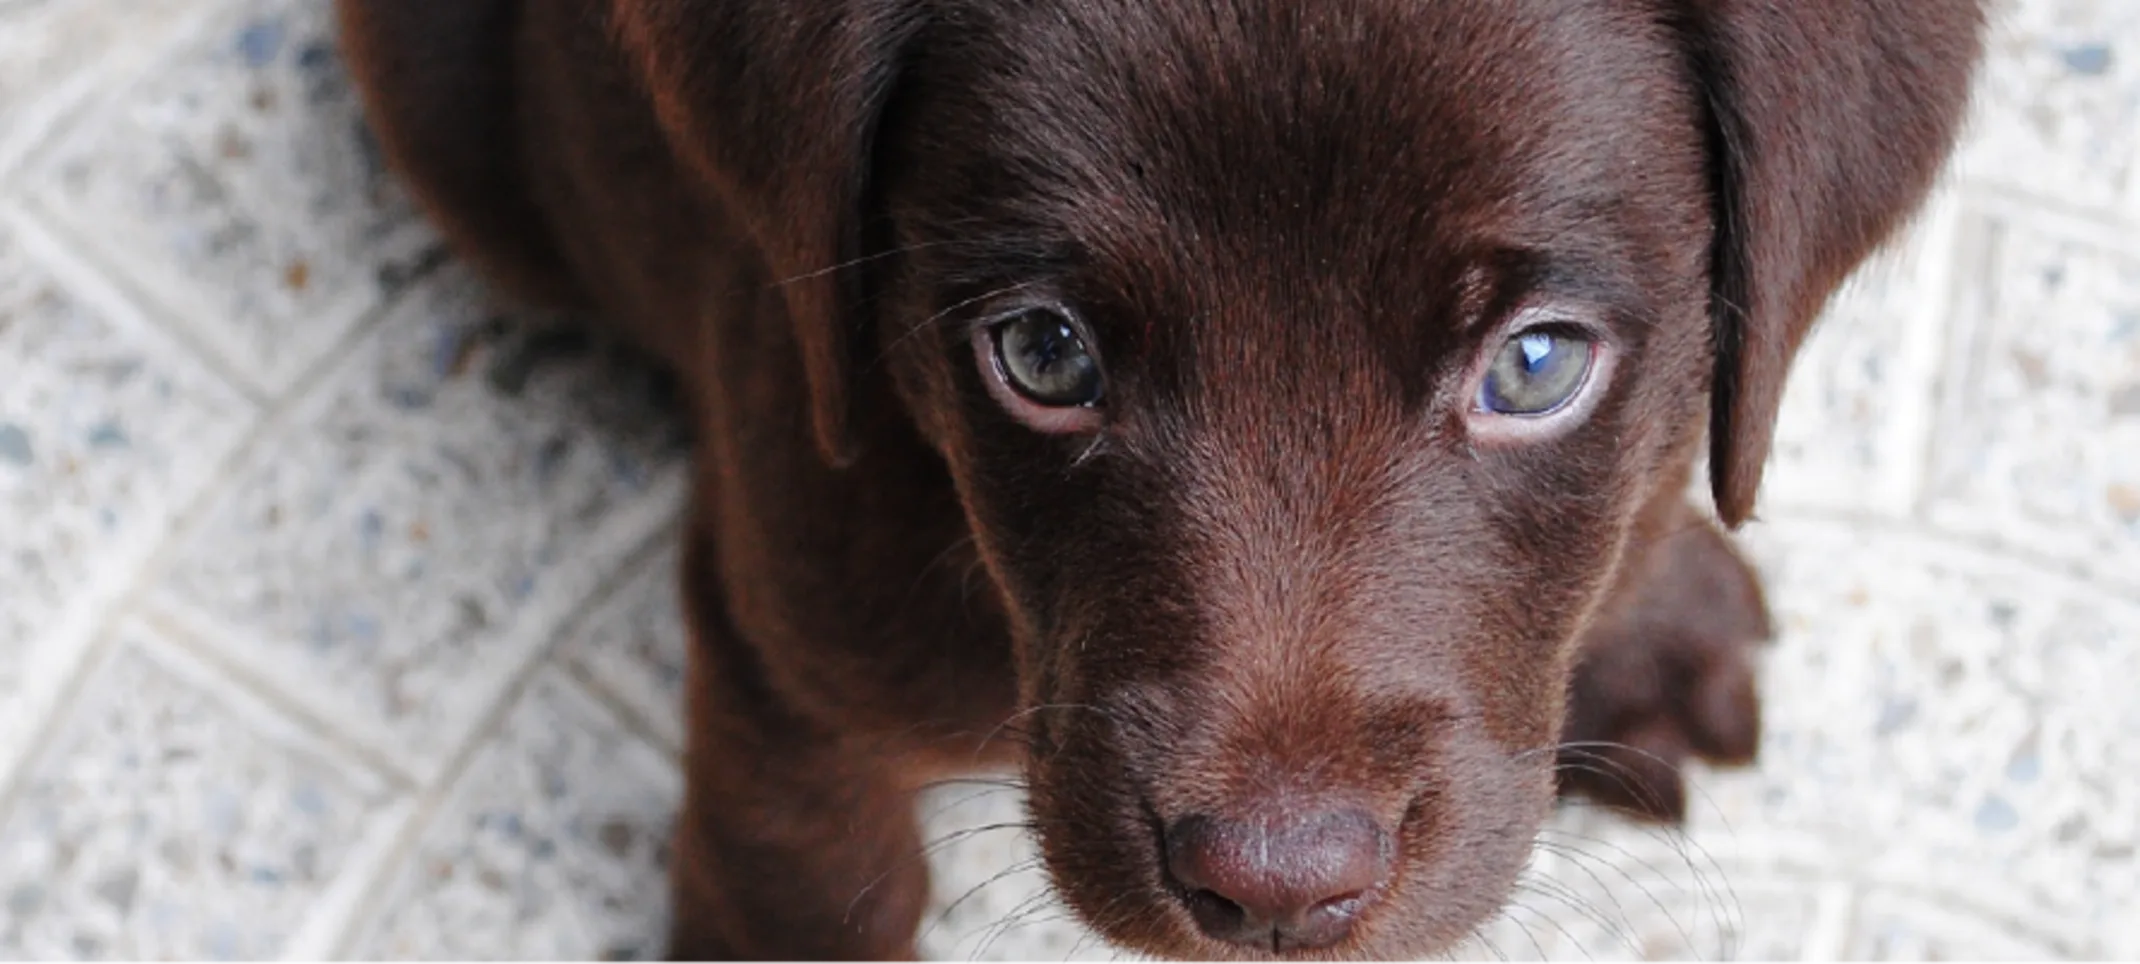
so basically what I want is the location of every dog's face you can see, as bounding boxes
[868,2,1714,955]
[603,0,1972,954]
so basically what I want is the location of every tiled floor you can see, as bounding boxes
[0,0,2135,959]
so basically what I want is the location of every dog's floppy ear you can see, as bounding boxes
[612,1,920,467]
[1679,0,1985,526]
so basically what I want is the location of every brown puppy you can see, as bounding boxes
[335,0,1985,958]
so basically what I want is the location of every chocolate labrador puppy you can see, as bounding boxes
[336,0,1985,958]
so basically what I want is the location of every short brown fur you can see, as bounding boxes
[335,0,1986,958]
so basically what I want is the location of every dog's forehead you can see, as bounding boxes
[930,2,1687,224]
[902,0,1703,327]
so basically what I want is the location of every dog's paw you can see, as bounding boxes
[1556,515,1771,823]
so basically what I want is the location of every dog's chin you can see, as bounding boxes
[1021,744,1555,961]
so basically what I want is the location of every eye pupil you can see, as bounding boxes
[993,309,1103,407]
[1480,328,1594,417]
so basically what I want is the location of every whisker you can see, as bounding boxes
[917,783,1030,826]
[1535,827,1702,956]
[1547,746,1743,948]
[923,855,1048,948]
[1550,741,1741,831]
[1527,839,1643,952]
[1545,748,1740,952]
[1502,899,1552,961]
[873,280,1047,371]
[845,821,1035,925]
[767,234,985,288]
[1510,879,1607,959]
[1554,799,1744,960]
[972,886,1064,960]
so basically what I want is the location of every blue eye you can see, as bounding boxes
[991,308,1103,407]
[1479,328,1594,415]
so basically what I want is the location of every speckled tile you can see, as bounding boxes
[1923,209,2140,587]
[1844,889,2068,960]
[147,267,689,781]
[344,669,679,961]
[0,211,254,777]
[1454,864,1842,962]
[1702,519,2140,954]
[13,0,437,393]
[1959,0,2140,214]
[0,0,209,176]
[559,540,689,754]
[1760,185,1964,517]
[0,623,406,960]
[1437,517,2140,960]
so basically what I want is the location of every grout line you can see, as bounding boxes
[0,193,443,828]
[134,602,425,791]
[557,658,685,764]
[1898,189,1998,526]
[1954,179,2140,252]
[0,69,120,184]
[25,233,456,791]
[0,0,230,184]
[1,0,448,406]
[279,792,420,961]
[127,381,684,794]
[555,531,690,761]
[0,619,127,831]
[11,186,445,409]
[0,199,267,807]
[1799,882,1858,961]
[3,198,277,407]
[1875,180,1967,519]
[309,498,691,959]
[1845,878,2089,959]
[125,621,404,795]
[1749,503,2140,603]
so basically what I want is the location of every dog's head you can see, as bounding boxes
[619,0,1982,956]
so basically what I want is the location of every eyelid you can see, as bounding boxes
[1494,301,1610,341]
[1458,300,1608,389]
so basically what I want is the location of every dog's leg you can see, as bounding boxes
[666,537,930,961]
[1556,497,1771,823]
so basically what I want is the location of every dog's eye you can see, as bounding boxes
[1478,328,1594,416]
[991,309,1103,407]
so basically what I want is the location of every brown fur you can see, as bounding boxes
[334,0,1986,958]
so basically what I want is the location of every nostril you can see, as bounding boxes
[1310,890,1368,918]
[1163,807,1390,951]
[1182,887,1246,934]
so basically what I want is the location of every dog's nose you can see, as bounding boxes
[1163,806,1390,952]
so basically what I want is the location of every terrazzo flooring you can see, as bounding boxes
[1,0,2137,958]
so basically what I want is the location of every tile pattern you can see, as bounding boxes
[146,267,687,782]
[0,212,254,779]
[0,0,2135,959]
[14,0,435,395]
[0,625,405,960]
[346,670,679,962]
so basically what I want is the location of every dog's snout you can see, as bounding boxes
[1162,806,1390,952]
